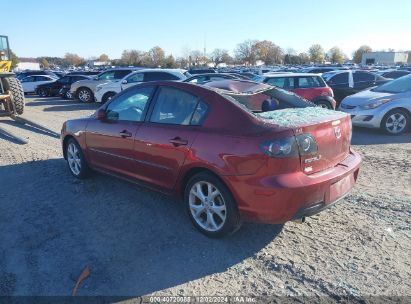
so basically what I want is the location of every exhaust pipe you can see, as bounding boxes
[292,217,306,224]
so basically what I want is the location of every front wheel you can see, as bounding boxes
[65,138,90,179]
[102,92,116,104]
[77,87,93,103]
[381,109,410,135]
[37,87,49,97]
[184,172,241,238]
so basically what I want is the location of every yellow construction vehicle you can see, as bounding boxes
[0,35,58,143]
[0,35,25,115]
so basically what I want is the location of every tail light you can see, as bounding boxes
[260,134,318,158]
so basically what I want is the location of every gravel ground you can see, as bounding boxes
[0,96,410,301]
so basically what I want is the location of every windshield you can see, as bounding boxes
[221,87,313,113]
[372,75,411,93]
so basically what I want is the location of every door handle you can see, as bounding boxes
[169,137,188,147]
[119,130,132,138]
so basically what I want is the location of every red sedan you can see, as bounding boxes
[61,80,361,237]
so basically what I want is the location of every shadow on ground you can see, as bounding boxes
[26,96,100,112]
[351,127,411,145]
[0,159,282,296]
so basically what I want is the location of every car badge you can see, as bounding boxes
[334,126,342,139]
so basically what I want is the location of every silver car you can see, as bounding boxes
[70,68,137,102]
[339,75,411,135]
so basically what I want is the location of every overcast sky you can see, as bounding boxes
[4,0,411,59]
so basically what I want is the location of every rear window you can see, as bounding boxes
[221,87,312,113]
[114,70,133,79]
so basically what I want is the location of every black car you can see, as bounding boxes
[183,73,239,84]
[36,75,91,97]
[16,70,59,81]
[188,68,217,75]
[322,70,390,104]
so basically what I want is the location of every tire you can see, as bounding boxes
[1,77,25,115]
[77,87,93,103]
[381,109,410,135]
[184,172,242,238]
[37,87,49,97]
[102,92,116,104]
[65,138,90,179]
[316,100,333,109]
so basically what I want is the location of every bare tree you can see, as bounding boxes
[328,47,345,64]
[254,40,283,64]
[210,49,231,67]
[352,45,372,63]
[148,46,165,67]
[98,54,109,62]
[234,40,258,65]
[64,53,86,66]
[308,44,325,64]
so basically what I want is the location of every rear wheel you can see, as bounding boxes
[65,138,90,179]
[381,109,409,135]
[1,76,25,115]
[77,87,93,103]
[37,87,49,97]
[184,172,241,238]
[316,100,333,109]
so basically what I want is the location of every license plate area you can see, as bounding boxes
[327,174,354,203]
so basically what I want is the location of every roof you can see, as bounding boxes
[262,73,321,78]
[203,79,272,94]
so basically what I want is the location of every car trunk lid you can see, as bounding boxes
[258,107,351,174]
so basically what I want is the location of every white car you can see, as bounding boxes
[20,75,57,94]
[94,69,189,103]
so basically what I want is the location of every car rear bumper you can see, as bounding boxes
[224,148,361,224]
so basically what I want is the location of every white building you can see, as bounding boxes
[15,62,41,71]
[362,52,408,65]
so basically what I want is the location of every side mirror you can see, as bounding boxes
[96,109,106,120]
[121,79,128,84]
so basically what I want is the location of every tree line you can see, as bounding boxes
[24,41,411,69]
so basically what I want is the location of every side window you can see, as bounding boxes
[150,87,199,125]
[126,73,144,83]
[106,86,154,122]
[266,77,287,88]
[330,73,348,85]
[114,70,132,79]
[97,71,116,80]
[144,72,180,82]
[191,100,208,125]
[22,76,34,82]
[35,76,49,81]
[298,77,322,88]
[353,72,375,83]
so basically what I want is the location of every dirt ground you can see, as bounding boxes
[0,96,410,301]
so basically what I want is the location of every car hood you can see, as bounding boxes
[341,89,395,106]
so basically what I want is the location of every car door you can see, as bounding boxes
[353,72,376,92]
[133,85,207,191]
[50,76,69,95]
[85,86,155,178]
[328,72,354,102]
[21,76,36,92]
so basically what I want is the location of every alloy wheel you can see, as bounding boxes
[67,142,81,175]
[385,113,407,134]
[189,181,227,232]
[78,89,91,102]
